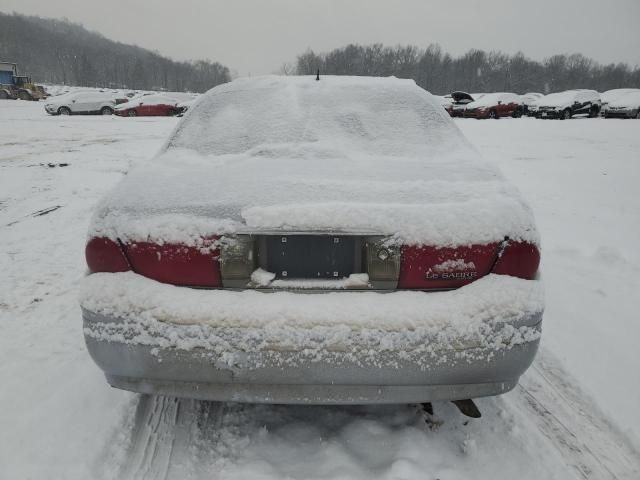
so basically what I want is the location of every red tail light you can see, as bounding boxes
[398,243,499,290]
[86,237,131,273]
[491,241,540,280]
[122,240,221,287]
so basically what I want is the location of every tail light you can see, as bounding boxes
[491,241,540,280]
[122,240,221,287]
[398,243,499,290]
[86,237,130,273]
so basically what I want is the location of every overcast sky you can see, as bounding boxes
[2,0,639,75]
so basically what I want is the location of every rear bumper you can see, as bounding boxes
[84,311,539,404]
[82,273,543,404]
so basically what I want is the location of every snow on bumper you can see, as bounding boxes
[81,272,543,403]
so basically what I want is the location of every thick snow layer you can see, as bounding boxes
[81,272,542,362]
[2,100,640,479]
[90,76,538,248]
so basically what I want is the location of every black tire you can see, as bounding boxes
[100,106,113,116]
[588,106,599,118]
[489,110,498,119]
[58,106,71,116]
[561,109,571,120]
[0,89,9,100]
[127,109,137,117]
[18,90,32,101]
[635,109,640,119]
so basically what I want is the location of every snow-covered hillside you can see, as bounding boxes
[0,100,638,479]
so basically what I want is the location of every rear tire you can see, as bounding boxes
[489,110,498,119]
[58,106,71,116]
[561,109,571,120]
[18,90,32,101]
[100,106,113,116]
[0,89,9,100]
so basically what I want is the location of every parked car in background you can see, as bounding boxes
[114,94,181,117]
[82,76,542,410]
[520,92,543,116]
[600,88,640,115]
[463,92,522,119]
[44,91,118,115]
[176,98,197,117]
[603,90,640,119]
[535,90,601,119]
[444,91,475,117]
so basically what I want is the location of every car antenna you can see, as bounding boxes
[316,69,320,81]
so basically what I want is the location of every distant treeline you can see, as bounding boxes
[0,12,230,92]
[291,44,640,94]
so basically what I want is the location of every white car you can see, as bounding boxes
[603,90,640,119]
[600,88,640,116]
[534,90,601,119]
[44,91,119,116]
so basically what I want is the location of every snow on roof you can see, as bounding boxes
[91,75,539,248]
[608,90,640,108]
[601,88,640,105]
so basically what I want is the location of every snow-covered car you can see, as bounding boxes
[81,76,543,408]
[599,88,640,114]
[535,90,601,119]
[114,94,181,117]
[463,92,522,119]
[520,92,543,116]
[444,91,475,117]
[602,90,640,119]
[43,91,117,115]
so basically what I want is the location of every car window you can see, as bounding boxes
[168,80,463,157]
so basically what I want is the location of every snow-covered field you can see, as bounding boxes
[1,100,639,479]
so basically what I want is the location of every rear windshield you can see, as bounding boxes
[166,78,464,157]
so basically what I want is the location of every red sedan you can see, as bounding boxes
[463,92,522,119]
[114,94,180,117]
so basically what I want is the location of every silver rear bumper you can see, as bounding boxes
[83,308,541,404]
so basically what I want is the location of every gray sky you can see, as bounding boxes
[2,0,639,75]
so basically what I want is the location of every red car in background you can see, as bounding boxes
[444,91,475,117]
[463,92,522,119]
[114,94,181,117]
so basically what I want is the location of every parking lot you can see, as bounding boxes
[1,100,639,479]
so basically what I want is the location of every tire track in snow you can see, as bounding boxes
[516,353,640,480]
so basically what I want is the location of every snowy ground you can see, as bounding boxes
[1,100,639,479]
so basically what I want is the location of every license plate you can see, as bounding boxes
[265,235,356,279]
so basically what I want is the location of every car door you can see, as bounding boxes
[68,93,86,113]
[573,92,590,115]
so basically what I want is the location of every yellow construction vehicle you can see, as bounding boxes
[0,62,47,101]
